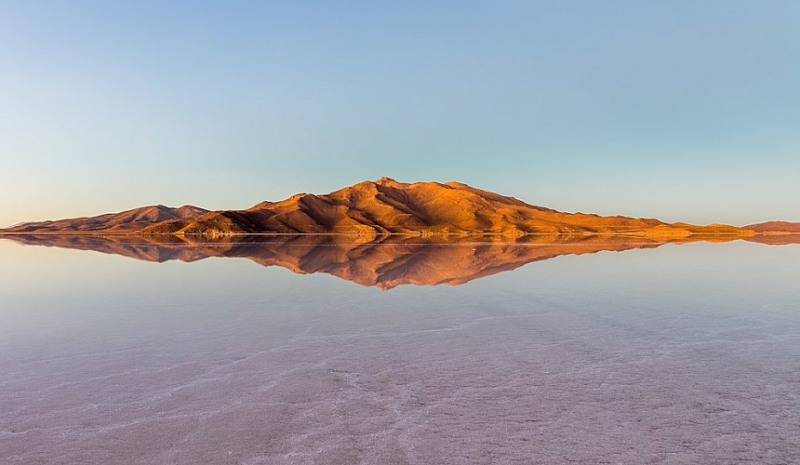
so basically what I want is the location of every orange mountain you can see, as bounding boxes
[745,221,800,233]
[5,205,208,234]
[742,222,800,245]
[0,178,760,238]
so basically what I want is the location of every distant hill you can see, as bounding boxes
[4,205,208,234]
[745,221,800,233]
[743,221,800,245]
[0,178,757,238]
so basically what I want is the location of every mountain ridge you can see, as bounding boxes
[4,205,209,234]
[0,178,788,238]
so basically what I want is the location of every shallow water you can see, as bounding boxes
[1,238,799,464]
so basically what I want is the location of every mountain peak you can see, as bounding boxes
[375,176,399,184]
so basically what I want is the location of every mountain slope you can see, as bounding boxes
[745,221,800,233]
[4,205,208,233]
[2,178,754,238]
[139,178,748,238]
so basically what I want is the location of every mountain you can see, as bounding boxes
[745,221,800,233]
[0,234,740,289]
[0,178,754,238]
[742,222,800,245]
[3,205,209,234]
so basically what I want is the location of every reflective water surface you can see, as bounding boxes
[1,237,799,464]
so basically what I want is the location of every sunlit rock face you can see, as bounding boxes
[0,233,753,289]
[0,178,756,238]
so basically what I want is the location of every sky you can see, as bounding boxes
[1,0,798,227]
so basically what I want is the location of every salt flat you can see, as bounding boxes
[1,240,798,464]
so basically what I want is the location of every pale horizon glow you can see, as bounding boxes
[1,1,799,228]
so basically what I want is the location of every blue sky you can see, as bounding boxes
[1,0,798,227]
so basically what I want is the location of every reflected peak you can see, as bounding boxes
[0,234,774,289]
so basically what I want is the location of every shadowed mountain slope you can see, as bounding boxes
[1,178,756,238]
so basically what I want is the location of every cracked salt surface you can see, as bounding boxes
[1,241,799,464]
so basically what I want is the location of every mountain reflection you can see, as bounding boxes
[0,234,765,289]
